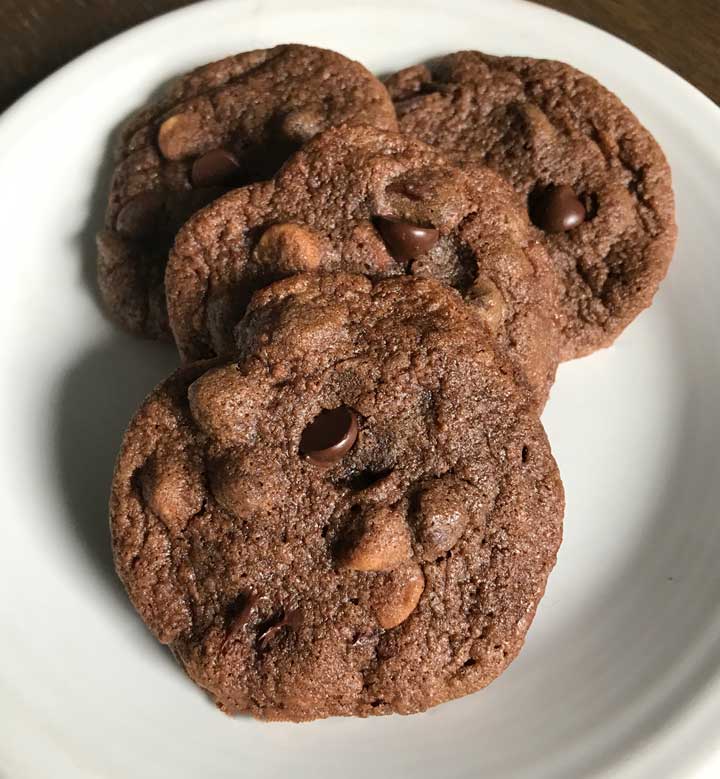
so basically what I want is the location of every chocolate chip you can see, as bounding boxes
[467,276,506,333]
[256,623,284,649]
[372,561,425,629]
[376,217,439,260]
[223,592,258,649]
[210,453,281,517]
[336,506,412,572]
[300,407,358,466]
[157,112,204,160]
[115,191,165,239]
[530,184,586,233]
[413,480,469,561]
[253,222,324,272]
[138,453,204,532]
[256,607,302,650]
[191,149,241,188]
[279,108,325,145]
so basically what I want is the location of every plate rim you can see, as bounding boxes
[1,0,719,149]
[1,1,720,778]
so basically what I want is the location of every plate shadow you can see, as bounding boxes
[53,334,178,661]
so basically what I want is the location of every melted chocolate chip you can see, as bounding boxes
[256,607,302,650]
[115,191,165,239]
[300,407,358,466]
[530,184,586,233]
[376,217,439,260]
[191,149,241,188]
[223,592,258,649]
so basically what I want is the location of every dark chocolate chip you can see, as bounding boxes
[256,607,302,650]
[222,592,258,649]
[115,191,165,239]
[256,623,284,649]
[191,149,241,188]
[300,407,358,466]
[531,184,586,233]
[376,217,439,260]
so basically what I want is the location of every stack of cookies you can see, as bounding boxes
[104,45,676,721]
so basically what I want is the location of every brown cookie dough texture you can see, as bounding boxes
[386,51,677,359]
[97,44,398,339]
[111,274,564,721]
[167,124,562,406]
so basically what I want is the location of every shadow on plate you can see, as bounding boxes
[514,343,720,778]
[53,334,178,664]
[55,75,188,665]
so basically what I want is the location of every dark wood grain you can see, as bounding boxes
[535,0,719,104]
[0,0,195,110]
[0,0,717,112]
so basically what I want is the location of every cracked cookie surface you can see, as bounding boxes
[386,51,677,358]
[97,44,397,339]
[110,274,564,721]
[167,124,562,406]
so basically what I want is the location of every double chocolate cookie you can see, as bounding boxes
[97,45,397,339]
[167,124,562,406]
[110,275,564,721]
[386,51,677,358]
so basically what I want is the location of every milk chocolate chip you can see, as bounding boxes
[138,453,203,532]
[372,562,425,629]
[467,276,506,333]
[187,365,265,447]
[253,223,324,273]
[279,108,325,145]
[210,452,284,517]
[157,112,204,161]
[413,480,469,561]
[337,506,412,572]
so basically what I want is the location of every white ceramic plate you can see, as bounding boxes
[1,1,719,777]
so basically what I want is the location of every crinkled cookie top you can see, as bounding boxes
[111,274,564,721]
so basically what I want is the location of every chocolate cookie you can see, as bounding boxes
[97,44,398,339]
[110,274,564,721]
[167,125,562,405]
[386,51,677,358]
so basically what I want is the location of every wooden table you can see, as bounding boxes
[0,0,717,111]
